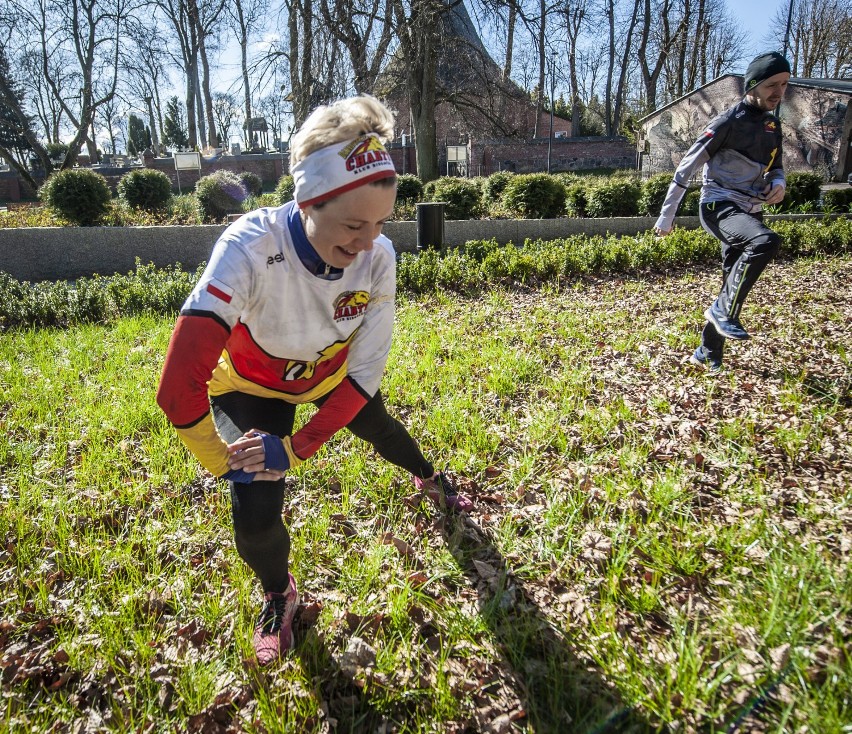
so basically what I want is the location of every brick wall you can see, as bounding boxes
[0,152,289,203]
[142,151,287,191]
[472,137,635,175]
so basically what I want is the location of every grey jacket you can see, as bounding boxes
[655,99,785,232]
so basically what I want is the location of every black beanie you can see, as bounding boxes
[744,52,791,91]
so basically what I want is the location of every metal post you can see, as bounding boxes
[547,52,557,174]
[416,201,445,252]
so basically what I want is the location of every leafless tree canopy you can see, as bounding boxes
[0,0,848,180]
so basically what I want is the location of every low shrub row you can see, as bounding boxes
[1,218,849,330]
[9,165,846,229]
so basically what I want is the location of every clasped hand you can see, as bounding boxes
[226,430,288,482]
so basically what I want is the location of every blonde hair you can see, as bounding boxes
[290,95,395,167]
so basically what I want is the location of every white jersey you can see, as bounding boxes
[157,201,396,476]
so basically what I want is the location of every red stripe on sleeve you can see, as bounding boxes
[206,283,232,303]
[157,314,230,427]
[290,377,368,460]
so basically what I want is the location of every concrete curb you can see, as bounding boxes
[0,213,844,282]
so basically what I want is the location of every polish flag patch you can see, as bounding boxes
[205,278,234,304]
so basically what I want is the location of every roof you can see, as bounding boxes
[639,74,852,123]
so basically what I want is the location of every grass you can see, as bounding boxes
[0,256,850,732]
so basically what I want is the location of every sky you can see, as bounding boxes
[728,0,793,62]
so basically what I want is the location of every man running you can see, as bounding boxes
[654,51,791,374]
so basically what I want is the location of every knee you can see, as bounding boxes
[753,230,781,259]
[233,509,281,539]
[231,487,285,538]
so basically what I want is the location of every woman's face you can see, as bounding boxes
[301,184,397,268]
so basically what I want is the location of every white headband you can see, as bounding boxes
[292,133,397,207]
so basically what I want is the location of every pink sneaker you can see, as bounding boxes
[414,471,474,512]
[253,573,299,665]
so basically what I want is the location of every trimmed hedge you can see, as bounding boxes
[500,173,566,219]
[275,174,295,205]
[639,173,673,216]
[2,219,849,329]
[422,177,482,220]
[585,178,642,217]
[822,187,852,212]
[396,174,424,202]
[195,170,248,223]
[118,169,173,211]
[238,171,264,197]
[39,169,112,226]
[481,172,516,206]
[784,171,823,210]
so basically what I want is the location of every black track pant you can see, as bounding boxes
[211,390,434,593]
[698,201,781,357]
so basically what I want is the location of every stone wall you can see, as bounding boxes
[641,76,852,181]
[0,213,834,282]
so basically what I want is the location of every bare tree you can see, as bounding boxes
[212,90,240,145]
[605,0,641,135]
[0,45,53,186]
[320,0,394,93]
[769,0,852,78]
[226,0,269,147]
[123,18,173,154]
[8,0,132,169]
[18,48,68,143]
[257,91,292,147]
[636,0,689,111]
[557,0,587,136]
[153,0,226,149]
[386,0,447,181]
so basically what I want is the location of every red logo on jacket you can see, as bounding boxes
[333,291,369,321]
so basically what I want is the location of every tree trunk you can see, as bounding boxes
[238,0,252,145]
[533,0,547,138]
[185,64,198,150]
[145,96,160,154]
[612,0,640,134]
[604,0,615,136]
[199,33,217,148]
[503,0,516,82]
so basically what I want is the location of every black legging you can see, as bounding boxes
[698,201,781,357]
[211,390,434,592]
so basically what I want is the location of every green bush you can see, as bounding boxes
[396,174,423,202]
[422,177,482,220]
[553,172,581,187]
[565,184,587,217]
[639,173,673,216]
[481,172,516,206]
[39,168,112,226]
[245,193,280,209]
[681,188,701,216]
[2,220,850,328]
[392,200,417,221]
[585,178,641,217]
[821,187,852,212]
[0,259,203,331]
[117,169,173,211]
[275,174,295,205]
[783,171,823,210]
[238,171,263,197]
[195,170,248,223]
[500,173,566,219]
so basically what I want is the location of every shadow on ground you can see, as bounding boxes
[436,512,660,734]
